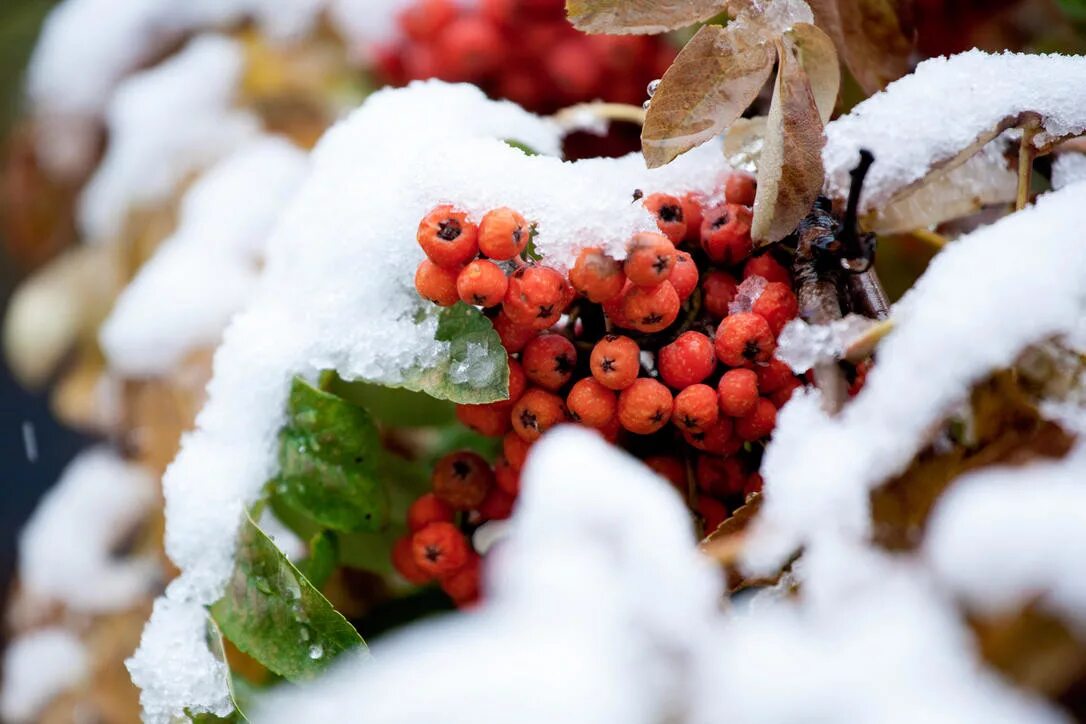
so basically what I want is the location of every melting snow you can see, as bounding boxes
[0,629,88,723]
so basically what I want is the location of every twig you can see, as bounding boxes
[847,269,892,320]
[1016,116,1041,211]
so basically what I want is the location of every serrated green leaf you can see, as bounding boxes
[211,514,366,682]
[272,377,388,533]
[398,303,509,404]
[297,531,338,589]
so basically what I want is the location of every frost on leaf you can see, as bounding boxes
[210,514,366,682]
[807,0,913,94]
[823,51,1086,218]
[565,0,725,34]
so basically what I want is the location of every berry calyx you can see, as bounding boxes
[715,312,776,368]
[643,192,686,244]
[417,205,479,268]
[457,259,508,307]
[511,388,567,442]
[657,331,715,389]
[432,451,494,510]
[478,207,529,260]
[412,522,471,577]
[617,378,673,435]
[590,335,641,390]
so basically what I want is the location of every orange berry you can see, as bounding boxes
[657,331,715,389]
[432,451,494,510]
[440,552,481,607]
[672,383,719,433]
[724,171,757,206]
[617,378,673,435]
[697,496,729,532]
[624,231,676,287]
[492,312,537,353]
[476,486,515,521]
[669,250,699,301]
[569,247,626,302]
[503,265,568,329]
[718,368,760,417]
[735,398,777,441]
[751,281,799,336]
[770,377,803,408]
[566,377,618,428]
[415,259,461,307]
[744,472,764,500]
[683,417,738,455]
[744,254,791,285]
[412,522,471,577]
[392,535,432,584]
[507,357,527,402]
[511,388,566,442]
[757,358,795,394]
[502,431,530,471]
[494,456,521,496]
[478,207,529,260]
[695,455,746,497]
[521,334,576,391]
[590,335,641,390]
[457,259,508,307]
[644,455,686,495]
[456,401,512,437]
[680,193,704,244]
[715,312,775,368]
[417,205,478,268]
[622,282,680,333]
[643,192,686,244]
[702,270,739,319]
[407,492,455,533]
[701,203,753,265]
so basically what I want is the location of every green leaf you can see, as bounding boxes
[273,377,388,533]
[504,139,540,156]
[1058,0,1086,21]
[323,376,455,428]
[211,514,366,682]
[398,303,510,404]
[296,531,338,590]
[193,615,249,722]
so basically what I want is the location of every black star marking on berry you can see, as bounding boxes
[437,220,461,241]
[424,545,441,563]
[601,357,616,373]
[650,409,666,424]
[554,353,574,375]
[659,204,682,222]
[682,415,698,429]
[743,340,762,361]
[537,304,554,319]
[519,409,539,430]
[711,211,730,229]
[452,460,471,478]
[642,313,663,325]
[652,255,670,274]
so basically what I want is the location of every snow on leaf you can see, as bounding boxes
[272,377,388,533]
[751,40,825,244]
[210,513,366,682]
[807,0,913,95]
[723,115,767,173]
[642,24,775,169]
[398,303,510,404]
[565,0,725,34]
[823,51,1086,215]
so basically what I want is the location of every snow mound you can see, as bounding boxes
[130,81,731,722]
[0,628,88,723]
[100,135,309,376]
[824,51,1086,213]
[19,447,158,613]
[78,35,259,242]
[750,180,1086,573]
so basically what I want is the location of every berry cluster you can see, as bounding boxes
[373,0,675,114]
[402,171,809,600]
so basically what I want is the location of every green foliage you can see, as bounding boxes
[211,514,366,682]
[324,375,456,428]
[398,303,510,404]
[1058,0,1086,22]
[271,377,388,533]
[296,531,337,589]
[503,139,540,156]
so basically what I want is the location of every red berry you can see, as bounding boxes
[545,38,601,99]
[457,259,508,307]
[617,378,673,435]
[695,455,746,497]
[756,358,795,394]
[399,0,457,41]
[502,431,530,470]
[588,34,652,74]
[412,522,471,577]
[418,205,479,268]
[643,193,686,244]
[744,472,764,500]
[507,357,527,401]
[669,250,699,301]
[415,259,461,307]
[700,203,753,265]
[440,553,481,607]
[456,401,512,437]
[601,280,633,329]
[503,265,568,329]
[478,207,529,260]
[521,334,576,391]
[718,368,760,417]
[744,254,791,285]
[622,282,680,333]
[644,455,686,495]
[476,485,516,521]
[849,360,871,397]
[392,535,432,584]
[702,271,739,319]
[657,331,715,389]
[624,232,676,287]
[672,383,719,433]
[435,16,504,82]
[566,377,618,428]
[715,312,776,368]
[697,496,729,533]
[495,455,521,495]
[680,193,704,244]
[770,377,804,408]
[432,451,494,510]
[724,172,757,206]
[735,398,777,441]
[407,492,455,532]
[590,335,641,390]
[492,311,537,353]
[752,281,799,336]
[683,417,738,455]
[511,388,566,442]
[569,247,626,303]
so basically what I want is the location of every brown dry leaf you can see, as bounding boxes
[565,0,725,34]
[751,40,825,244]
[972,605,1086,698]
[723,115,767,173]
[807,0,913,95]
[788,23,839,125]
[642,24,774,168]
[871,373,1075,551]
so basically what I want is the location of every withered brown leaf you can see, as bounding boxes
[751,40,825,244]
[642,24,774,169]
[565,0,725,34]
[788,23,839,125]
[807,0,913,95]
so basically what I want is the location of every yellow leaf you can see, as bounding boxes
[642,25,774,168]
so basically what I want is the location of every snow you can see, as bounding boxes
[824,51,1086,214]
[130,81,732,723]
[0,628,88,723]
[926,443,1086,631]
[77,35,260,242]
[728,274,768,314]
[749,180,1086,573]
[255,429,1060,724]
[18,447,158,613]
[775,314,878,373]
[100,136,308,377]
[1052,151,1086,190]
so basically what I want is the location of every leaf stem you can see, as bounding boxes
[1016,117,1041,211]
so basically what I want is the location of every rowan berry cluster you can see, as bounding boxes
[372,0,675,114]
[402,171,808,601]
